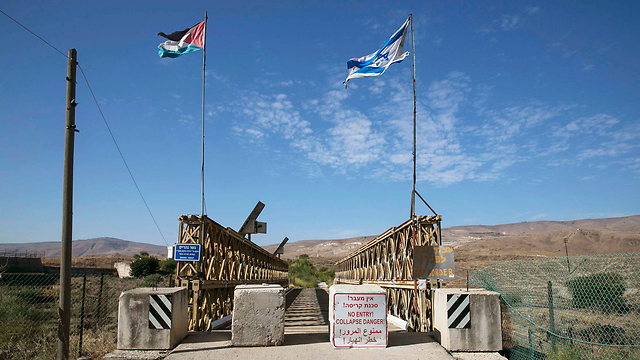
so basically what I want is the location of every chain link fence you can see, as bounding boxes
[469,253,640,360]
[0,272,172,359]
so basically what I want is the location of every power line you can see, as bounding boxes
[1,9,169,246]
[77,66,169,246]
[0,9,68,59]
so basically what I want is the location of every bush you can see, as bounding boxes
[130,255,160,278]
[141,274,164,287]
[566,272,626,313]
[317,267,335,283]
[289,256,316,281]
[159,259,177,274]
[288,256,335,288]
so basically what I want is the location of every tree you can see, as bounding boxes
[130,253,160,277]
[159,258,177,273]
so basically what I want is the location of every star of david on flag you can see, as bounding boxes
[343,17,410,88]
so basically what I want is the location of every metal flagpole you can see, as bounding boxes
[201,12,207,218]
[410,14,417,219]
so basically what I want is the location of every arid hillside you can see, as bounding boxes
[1,215,637,279]
[263,215,640,286]
[0,237,167,258]
[265,215,640,259]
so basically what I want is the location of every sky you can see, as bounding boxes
[1,0,639,248]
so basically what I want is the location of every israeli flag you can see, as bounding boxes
[344,17,410,88]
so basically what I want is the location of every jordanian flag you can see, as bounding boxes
[157,20,206,58]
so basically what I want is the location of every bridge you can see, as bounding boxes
[175,215,289,331]
[174,213,443,333]
[105,212,505,359]
[335,215,442,332]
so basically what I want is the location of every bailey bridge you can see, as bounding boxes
[174,213,442,333]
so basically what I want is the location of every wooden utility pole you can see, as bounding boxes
[58,48,77,360]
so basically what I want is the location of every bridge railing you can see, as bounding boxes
[176,215,289,331]
[335,215,441,332]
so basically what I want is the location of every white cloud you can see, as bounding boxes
[476,24,495,33]
[501,15,520,30]
[224,66,639,186]
[240,93,312,140]
[526,6,541,15]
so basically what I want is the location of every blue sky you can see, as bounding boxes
[1,0,639,248]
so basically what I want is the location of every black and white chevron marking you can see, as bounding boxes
[447,294,470,329]
[149,294,172,329]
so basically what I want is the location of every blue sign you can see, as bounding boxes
[174,243,201,262]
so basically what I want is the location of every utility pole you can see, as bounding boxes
[58,48,77,360]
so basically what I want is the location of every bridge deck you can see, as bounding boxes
[164,288,458,360]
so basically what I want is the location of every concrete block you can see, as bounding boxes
[117,287,188,350]
[433,288,502,352]
[329,284,387,348]
[113,262,132,278]
[232,284,285,346]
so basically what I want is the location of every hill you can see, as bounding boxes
[1,215,637,265]
[0,237,166,258]
[264,215,640,260]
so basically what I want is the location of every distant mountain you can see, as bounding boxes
[264,215,640,259]
[0,237,167,258]
[445,214,640,236]
[262,236,377,260]
[2,215,637,260]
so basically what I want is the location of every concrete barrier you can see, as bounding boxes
[117,287,188,350]
[433,288,501,352]
[114,262,132,278]
[329,284,387,348]
[232,284,285,346]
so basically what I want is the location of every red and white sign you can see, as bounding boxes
[332,292,387,348]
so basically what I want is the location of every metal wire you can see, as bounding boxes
[469,253,640,360]
[1,9,168,246]
[0,272,173,359]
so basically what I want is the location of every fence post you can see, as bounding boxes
[528,328,534,360]
[78,274,86,358]
[96,273,104,323]
[547,281,557,353]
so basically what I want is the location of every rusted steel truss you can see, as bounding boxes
[177,215,289,331]
[335,215,442,332]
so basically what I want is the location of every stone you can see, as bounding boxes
[117,287,188,350]
[433,288,502,352]
[232,284,285,346]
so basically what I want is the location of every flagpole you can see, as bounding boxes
[410,14,417,219]
[201,12,207,219]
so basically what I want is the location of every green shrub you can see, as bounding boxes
[141,274,164,287]
[130,255,160,278]
[566,272,626,313]
[287,256,336,288]
[159,259,177,273]
[317,267,335,283]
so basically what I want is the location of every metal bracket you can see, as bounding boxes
[66,125,79,133]
[418,279,427,290]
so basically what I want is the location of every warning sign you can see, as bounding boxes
[332,293,387,348]
[413,246,455,279]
